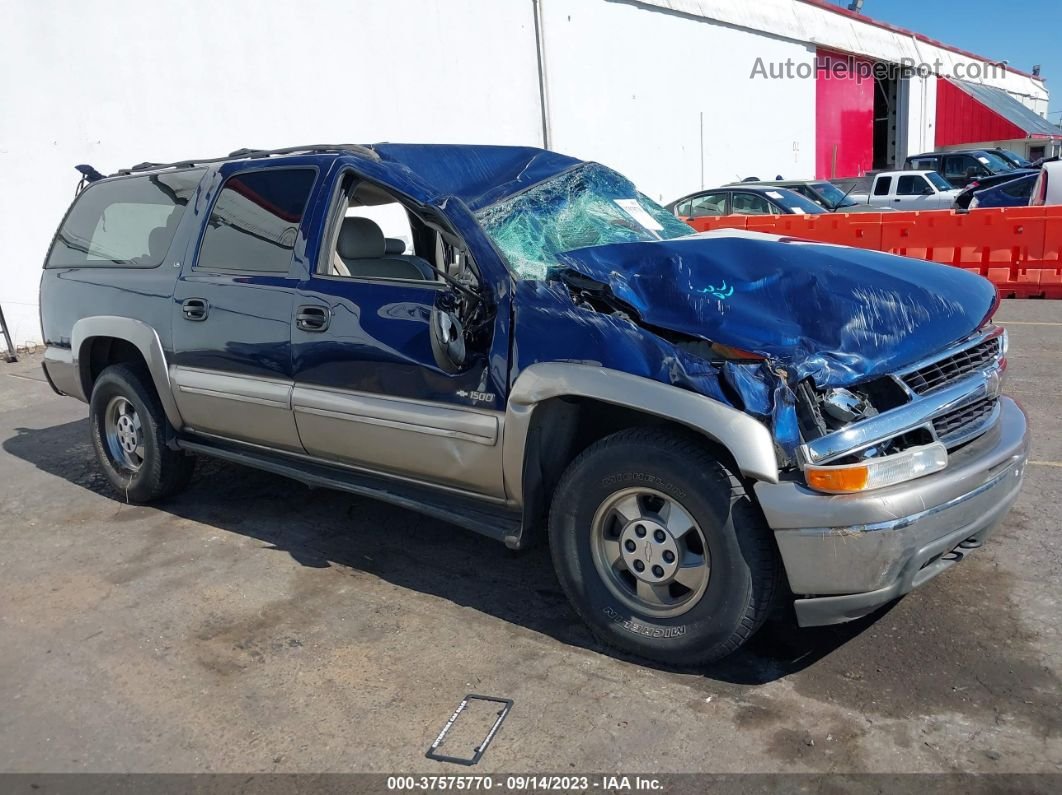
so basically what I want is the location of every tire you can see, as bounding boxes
[89,363,194,503]
[548,427,780,666]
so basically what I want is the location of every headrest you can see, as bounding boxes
[384,237,406,255]
[338,217,385,259]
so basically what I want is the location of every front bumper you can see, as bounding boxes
[754,397,1029,627]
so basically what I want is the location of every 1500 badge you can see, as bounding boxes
[456,390,496,404]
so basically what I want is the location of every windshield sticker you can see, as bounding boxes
[977,156,990,164]
[696,280,734,301]
[766,191,784,199]
[614,199,664,232]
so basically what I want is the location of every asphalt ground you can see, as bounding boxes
[0,299,1059,776]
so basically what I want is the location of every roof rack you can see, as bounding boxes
[114,143,379,176]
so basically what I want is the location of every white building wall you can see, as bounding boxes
[898,73,938,159]
[0,0,545,347]
[0,0,1049,347]
[541,0,817,203]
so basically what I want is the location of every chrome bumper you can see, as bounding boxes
[754,397,1029,627]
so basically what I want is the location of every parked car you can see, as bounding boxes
[667,185,826,218]
[848,170,962,209]
[904,149,1016,188]
[960,172,1038,210]
[1031,160,1062,206]
[725,179,886,213]
[40,144,1027,665]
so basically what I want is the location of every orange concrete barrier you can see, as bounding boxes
[684,206,1062,298]
[1035,206,1062,298]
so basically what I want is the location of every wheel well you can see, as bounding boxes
[519,396,740,546]
[79,336,150,397]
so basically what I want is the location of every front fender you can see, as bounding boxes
[502,362,779,503]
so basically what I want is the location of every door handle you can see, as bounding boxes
[182,298,208,321]
[296,305,330,332]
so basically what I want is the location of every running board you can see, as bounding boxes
[177,437,524,548]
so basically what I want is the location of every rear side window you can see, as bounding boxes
[873,177,892,196]
[45,169,206,268]
[195,168,317,273]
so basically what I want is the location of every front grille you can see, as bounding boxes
[902,338,1001,395]
[932,397,998,445]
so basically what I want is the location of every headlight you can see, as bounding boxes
[804,442,948,494]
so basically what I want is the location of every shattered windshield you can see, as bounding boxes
[475,162,693,280]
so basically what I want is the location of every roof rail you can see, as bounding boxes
[113,143,380,176]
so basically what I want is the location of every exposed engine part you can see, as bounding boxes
[795,380,829,441]
[822,387,879,424]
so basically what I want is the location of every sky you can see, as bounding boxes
[838,0,1062,118]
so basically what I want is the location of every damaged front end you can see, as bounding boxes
[479,164,1003,493]
[551,232,1003,488]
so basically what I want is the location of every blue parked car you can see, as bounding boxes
[39,144,1027,665]
[968,172,1039,209]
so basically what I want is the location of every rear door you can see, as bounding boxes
[169,164,322,451]
[868,175,894,207]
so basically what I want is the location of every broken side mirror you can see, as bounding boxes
[430,291,469,374]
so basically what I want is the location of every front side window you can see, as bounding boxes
[196,168,317,273]
[897,175,930,196]
[320,178,441,283]
[46,169,206,268]
[943,157,963,178]
[731,193,775,215]
[689,193,727,217]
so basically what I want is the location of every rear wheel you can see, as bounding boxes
[548,427,780,666]
[89,364,194,502]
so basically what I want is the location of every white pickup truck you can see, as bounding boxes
[848,170,962,210]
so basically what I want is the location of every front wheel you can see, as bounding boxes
[548,428,780,666]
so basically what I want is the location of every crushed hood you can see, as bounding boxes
[555,230,998,388]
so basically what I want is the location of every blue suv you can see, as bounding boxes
[39,144,1028,664]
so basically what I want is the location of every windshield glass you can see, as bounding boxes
[925,171,952,191]
[998,149,1030,167]
[811,181,856,207]
[475,163,692,280]
[976,152,1013,173]
[768,189,827,214]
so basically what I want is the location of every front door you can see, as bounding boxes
[290,173,509,498]
[170,164,321,451]
[893,174,937,209]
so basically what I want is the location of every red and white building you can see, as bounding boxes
[1,0,1056,346]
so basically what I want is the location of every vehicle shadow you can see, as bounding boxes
[3,418,890,686]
